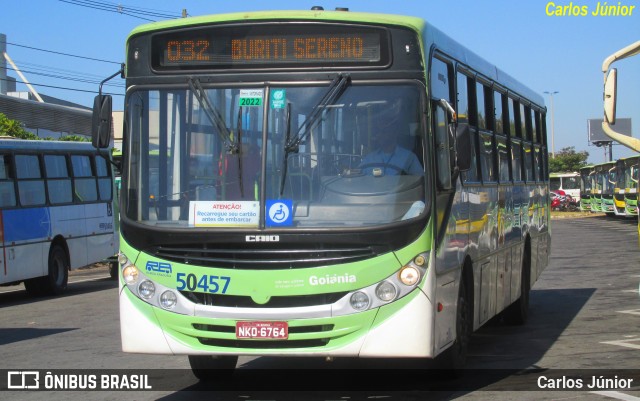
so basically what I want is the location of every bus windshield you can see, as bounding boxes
[125,82,427,228]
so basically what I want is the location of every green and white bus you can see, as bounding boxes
[92,8,550,375]
[590,161,616,215]
[602,161,617,216]
[579,165,593,211]
[614,156,639,217]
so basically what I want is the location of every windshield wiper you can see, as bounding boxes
[279,73,350,195]
[188,77,239,155]
[279,102,293,195]
[284,73,350,154]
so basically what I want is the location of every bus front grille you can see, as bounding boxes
[152,245,376,269]
[180,292,348,308]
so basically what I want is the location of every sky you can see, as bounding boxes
[2,0,640,164]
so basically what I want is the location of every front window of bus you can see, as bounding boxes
[125,82,426,228]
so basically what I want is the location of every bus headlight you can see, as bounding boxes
[339,252,429,315]
[160,291,178,309]
[375,281,397,301]
[138,280,155,299]
[123,265,139,285]
[350,291,370,310]
[399,266,421,286]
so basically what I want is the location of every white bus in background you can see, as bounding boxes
[0,139,118,295]
[550,172,581,201]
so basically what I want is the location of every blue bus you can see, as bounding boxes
[0,139,118,295]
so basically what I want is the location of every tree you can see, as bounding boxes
[548,146,589,173]
[0,113,41,140]
[0,113,88,142]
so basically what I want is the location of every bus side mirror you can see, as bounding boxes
[604,68,617,124]
[455,122,471,172]
[92,94,113,149]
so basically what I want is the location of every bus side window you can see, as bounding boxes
[15,154,46,206]
[431,56,454,189]
[44,154,72,204]
[434,104,452,189]
[457,72,479,183]
[72,155,98,202]
[95,156,112,201]
[0,154,16,207]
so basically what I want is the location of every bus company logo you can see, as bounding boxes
[245,235,280,242]
[309,273,357,286]
[145,261,172,276]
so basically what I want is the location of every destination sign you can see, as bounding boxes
[151,24,388,70]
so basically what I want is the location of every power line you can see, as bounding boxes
[11,59,121,82]
[58,0,182,21]
[1,40,121,65]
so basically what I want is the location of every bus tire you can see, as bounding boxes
[188,355,238,381]
[43,245,69,296]
[504,242,531,325]
[437,276,472,370]
[109,260,118,279]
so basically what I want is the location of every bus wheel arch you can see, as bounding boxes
[24,237,69,296]
[505,236,531,325]
[45,237,70,295]
[438,257,474,370]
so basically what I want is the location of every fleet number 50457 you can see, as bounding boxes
[176,273,230,294]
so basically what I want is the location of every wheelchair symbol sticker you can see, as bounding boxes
[266,200,293,227]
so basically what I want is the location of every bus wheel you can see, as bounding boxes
[505,244,531,325]
[438,277,471,370]
[43,245,69,295]
[188,355,238,381]
[109,260,118,280]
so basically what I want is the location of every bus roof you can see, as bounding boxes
[128,10,425,38]
[550,172,579,177]
[0,139,101,152]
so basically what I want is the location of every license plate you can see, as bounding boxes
[236,321,288,340]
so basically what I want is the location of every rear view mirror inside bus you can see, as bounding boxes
[603,68,617,124]
[92,94,113,149]
[455,123,471,172]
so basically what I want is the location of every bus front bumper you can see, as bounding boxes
[119,285,435,358]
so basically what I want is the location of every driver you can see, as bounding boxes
[360,118,423,176]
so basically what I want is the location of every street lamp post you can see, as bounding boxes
[544,91,559,158]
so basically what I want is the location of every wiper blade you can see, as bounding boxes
[188,77,239,154]
[279,102,292,196]
[285,73,350,153]
[279,74,350,196]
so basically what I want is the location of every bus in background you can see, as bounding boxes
[602,161,617,216]
[591,161,616,215]
[579,165,593,211]
[550,171,580,200]
[0,140,118,295]
[614,155,639,217]
[622,155,639,216]
[92,8,550,376]
[107,148,122,279]
[590,165,602,213]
